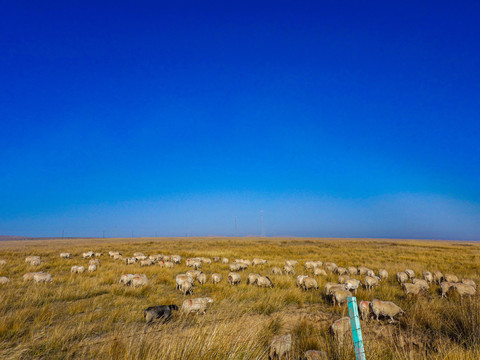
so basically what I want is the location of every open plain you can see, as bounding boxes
[0,237,479,360]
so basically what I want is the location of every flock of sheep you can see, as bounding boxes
[0,249,477,359]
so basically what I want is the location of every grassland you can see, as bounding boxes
[0,237,479,359]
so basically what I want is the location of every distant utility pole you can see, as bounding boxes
[260,210,265,237]
[235,216,238,236]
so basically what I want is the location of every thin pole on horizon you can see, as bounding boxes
[235,216,238,236]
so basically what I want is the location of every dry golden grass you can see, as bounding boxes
[0,237,479,359]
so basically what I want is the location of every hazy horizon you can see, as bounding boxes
[1,2,479,240]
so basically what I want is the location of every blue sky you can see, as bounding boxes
[1,1,479,239]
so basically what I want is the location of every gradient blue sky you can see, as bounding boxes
[1,1,479,239]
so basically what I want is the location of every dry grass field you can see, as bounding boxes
[0,237,479,360]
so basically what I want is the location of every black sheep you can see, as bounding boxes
[143,305,179,323]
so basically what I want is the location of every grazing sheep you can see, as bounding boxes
[433,270,443,284]
[313,268,327,276]
[140,259,155,267]
[71,266,86,274]
[185,258,197,267]
[332,289,352,307]
[285,260,298,267]
[212,256,221,263]
[444,273,459,283]
[186,270,202,280]
[0,277,10,284]
[235,259,252,266]
[60,253,71,259]
[197,273,207,285]
[33,272,53,283]
[303,350,328,360]
[200,257,212,264]
[330,317,351,344]
[131,274,148,287]
[370,299,404,322]
[181,297,213,315]
[269,334,292,360]
[402,283,422,296]
[109,251,121,257]
[324,262,338,273]
[171,255,182,264]
[23,272,38,281]
[30,259,41,266]
[247,273,261,285]
[301,277,318,291]
[347,266,357,275]
[440,281,455,298]
[164,261,174,269]
[359,300,371,320]
[396,272,408,284]
[257,276,274,288]
[325,282,345,296]
[338,275,350,284]
[221,257,229,264]
[449,283,476,298]
[181,280,193,295]
[25,255,40,263]
[271,267,283,275]
[461,278,476,289]
[88,264,97,272]
[144,305,178,323]
[366,269,376,278]
[283,265,295,275]
[126,257,137,265]
[163,255,171,262]
[336,267,348,276]
[228,272,241,285]
[344,279,361,294]
[412,278,429,291]
[176,274,194,289]
[192,261,202,270]
[357,266,370,276]
[94,252,103,257]
[82,251,94,259]
[89,259,100,266]
[404,269,415,279]
[0,259,6,266]
[133,252,145,257]
[119,274,133,286]
[253,258,267,266]
[211,273,223,284]
[296,275,308,287]
[150,254,163,262]
[423,271,433,283]
[113,254,123,261]
[364,276,379,290]
[305,261,317,271]
[378,269,388,280]
[229,263,242,272]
